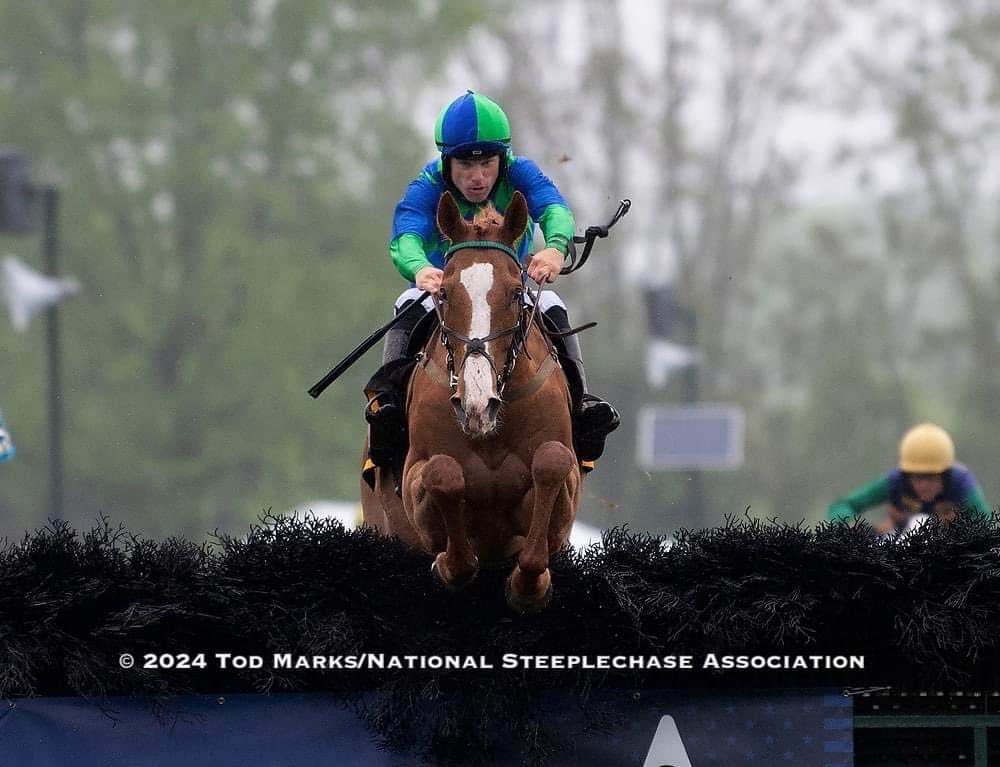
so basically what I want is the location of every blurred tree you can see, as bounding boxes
[642,0,843,526]
[835,0,1000,508]
[0,0,498,536]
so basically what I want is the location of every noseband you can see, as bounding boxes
[431,240,543,399]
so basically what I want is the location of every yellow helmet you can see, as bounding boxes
[898,423,955,474]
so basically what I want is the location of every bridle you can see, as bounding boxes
[430,239,545,400]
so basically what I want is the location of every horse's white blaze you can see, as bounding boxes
[459,262,495,417]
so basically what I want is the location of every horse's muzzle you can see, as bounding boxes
[452,396,500,437]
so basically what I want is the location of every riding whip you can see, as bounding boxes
[307,290,430,399]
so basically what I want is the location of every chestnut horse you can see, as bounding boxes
[361,191,581,612]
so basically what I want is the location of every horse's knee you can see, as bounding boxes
[531,441,575,486]
[423,454,465,501]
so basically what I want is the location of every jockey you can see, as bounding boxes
[364,90,620,474]
[826,423,991,533]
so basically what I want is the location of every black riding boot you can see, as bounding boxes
[543,305,620,465]
[364,299,428,472]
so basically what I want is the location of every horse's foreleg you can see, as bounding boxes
[418,454,478,589]
[508,440,576,613]
[404,459,444,553]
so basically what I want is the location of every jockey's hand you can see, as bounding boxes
[415,266,444,294]
[885,504,912,533]
[527,247,565,285]
[874,517,896,536]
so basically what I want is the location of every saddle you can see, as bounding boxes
[363,310,438,392]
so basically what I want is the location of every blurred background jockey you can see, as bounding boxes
[827,423,992,534]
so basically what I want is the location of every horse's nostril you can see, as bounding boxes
[486,398,501,423]
[451,397,466,425]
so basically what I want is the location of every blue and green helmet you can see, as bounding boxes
[435,91,511,160]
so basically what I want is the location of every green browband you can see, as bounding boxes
[444,240,519,264]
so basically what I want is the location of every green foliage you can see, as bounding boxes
[0,1,499,536]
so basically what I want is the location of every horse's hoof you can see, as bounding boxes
[505,573,553,615]
[431,554,478,591]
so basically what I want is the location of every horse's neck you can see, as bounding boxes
[508,322,557,384]
[426,326,446,363]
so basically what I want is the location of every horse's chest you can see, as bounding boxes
[461,449,531,506]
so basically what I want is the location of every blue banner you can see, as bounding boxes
[1,689,851,766]
[548,688,853,766]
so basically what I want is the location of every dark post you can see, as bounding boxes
[0,149,65,519]
[682,305,705,526]
[42,186,63,520]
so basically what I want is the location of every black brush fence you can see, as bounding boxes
[2,512,999,765]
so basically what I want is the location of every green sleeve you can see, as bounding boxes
[827,475,891,522]
[537,204,575,256]
[966,485,992,520]
[390,232,434,282]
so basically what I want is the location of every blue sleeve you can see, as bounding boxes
[507,157,574,254]
[951,466,974,494]
[507,157,568,219]
[950,465,991,518]
[390,162,445,244]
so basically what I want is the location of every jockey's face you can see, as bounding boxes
[909,472,944,503]
[450,155,500,203]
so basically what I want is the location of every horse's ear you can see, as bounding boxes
[501,191,529,246]
[436,191,466,243]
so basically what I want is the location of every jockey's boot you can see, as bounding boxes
[543,305,620,470]
[364,299,429,479]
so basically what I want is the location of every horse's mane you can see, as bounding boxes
[471,204,503,237]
